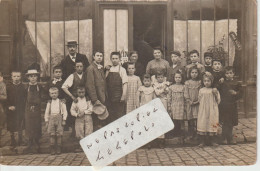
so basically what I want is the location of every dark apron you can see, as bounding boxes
[25,85,42,139]
[106,67,125,122]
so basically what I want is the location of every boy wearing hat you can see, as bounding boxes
[45,87,67,155]
[6,70,26,149]
[24,69,42,154]
[60,40,90,80]
[167,50,186,83]
[204,52,213,73]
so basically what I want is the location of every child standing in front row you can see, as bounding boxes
[197,72,221,147]
[168,71,186,144]
[126,62,142,113]
[71,86,93,140]
[184,66,201,140]
[219,66,242,145]
[0,72,7,147]
[6,71,26,149]
[45,87,67,155]
[136,74,155,108]
[153,71,170,110]
[24,69,42,154]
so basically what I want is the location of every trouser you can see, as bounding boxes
[75,115,93,139]
[50,135,62,146]
[188,119,197,137]
[65,99,75,136]
[222,122,233,142]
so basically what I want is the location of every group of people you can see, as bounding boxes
[0,40,242,155]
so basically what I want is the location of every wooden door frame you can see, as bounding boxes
[93,1,172,61]
[0,0,17,77]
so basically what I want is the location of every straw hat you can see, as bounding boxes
[93,103,109,120]
[98,108,109,120]
[25,69,40,76]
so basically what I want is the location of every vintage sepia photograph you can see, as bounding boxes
[0,0,257,167]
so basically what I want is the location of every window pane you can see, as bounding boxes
[173,0,188,65]
[104,9,116,66]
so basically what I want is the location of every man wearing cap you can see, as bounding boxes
[60,40,90,80]
[60,40,89,135]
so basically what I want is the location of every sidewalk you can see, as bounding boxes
[0,117,256,156]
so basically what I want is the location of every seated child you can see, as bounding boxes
[70,86,93,140]
[126,62,142,113]
[44,87,67,155]
[6,70,26,149]
[153,71,170,110]
[204,52,213,73]
[0,72,7,147]
[219,66,242,145]
[167,50,186,83]
[136,74,155,108]
[185,50,205,79]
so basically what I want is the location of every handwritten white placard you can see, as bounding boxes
[80,98,174,168]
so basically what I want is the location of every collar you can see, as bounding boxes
[29,82,38,85]
[78,97,86,101]
[94,61,103,69]
[54,78,62,81]
[205,64,212,67]
[52,98,59,102]
[69,53,76,59]
[172,64,178,69]
[52,78,62,84]
[226,78,234,81]
[13,82,21,85]
[213,69,221,72]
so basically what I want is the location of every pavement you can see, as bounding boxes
[0,143,256,166]
[0,117,256,156]
[0,116,257,166]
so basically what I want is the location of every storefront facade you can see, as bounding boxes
[0,0,257,117]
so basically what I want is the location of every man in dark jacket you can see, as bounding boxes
[60,40,90,80]
[86,51,108,130]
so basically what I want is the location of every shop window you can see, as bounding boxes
[21,0,93,77]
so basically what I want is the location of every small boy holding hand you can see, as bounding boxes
[70,87,93,140]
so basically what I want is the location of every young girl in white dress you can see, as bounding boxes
[136,74,155,108]
[197,72,221,147]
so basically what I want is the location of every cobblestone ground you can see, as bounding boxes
[0,143,256,166]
